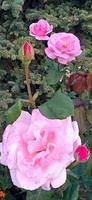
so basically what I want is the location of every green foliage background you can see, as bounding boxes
[0,0,92,199]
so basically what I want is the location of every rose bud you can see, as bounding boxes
[22,41,34,64]
[75,145,90,162]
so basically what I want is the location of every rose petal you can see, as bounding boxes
[51,168,66,188]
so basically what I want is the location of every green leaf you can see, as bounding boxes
[26,190,54,200]
[62,179,71,191]
[6,100,22,124]
[62,181,79,200]
[72,163,87,176]
[0,166,12,190]
[83,176,92,200]
[6,192,16,200]
[87,192,92,200]
[67,169,79,180]
[46,69,60,85]
[86,155,92,176]
[39,90,74,119]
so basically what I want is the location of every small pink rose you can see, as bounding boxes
[29,19,53,40]
[45,33,82,64]
[75,145,90,162]
[0,109,81,191]
[22,41,34,63]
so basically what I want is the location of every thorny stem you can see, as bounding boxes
[25,65,36,108]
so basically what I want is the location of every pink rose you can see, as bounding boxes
[0,109,81,191]
[75,145,90,162]
[22,41,34,63]
[45,33,82,64]
[29,19,53,40]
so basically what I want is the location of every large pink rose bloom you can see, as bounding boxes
[45,33,82,64]
[29,19,53,40]
[0,109,81,191]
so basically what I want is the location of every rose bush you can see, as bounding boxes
[29,19,53,40]
[0,109,81,191]
[0,0,92,198]
[45,33,82,64]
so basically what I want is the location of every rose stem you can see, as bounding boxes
[25,65,36,108]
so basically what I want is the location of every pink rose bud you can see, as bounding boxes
[75,145,90,162]
[45,33,82,64]
[22,41,34,64]
[29,19,53,40]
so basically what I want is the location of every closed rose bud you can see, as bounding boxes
[75,145,90,162]
[22,41,34,64]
